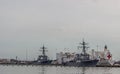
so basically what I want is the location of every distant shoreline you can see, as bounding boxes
[0,63,120,67]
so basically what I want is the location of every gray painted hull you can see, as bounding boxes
[64,59,99,67]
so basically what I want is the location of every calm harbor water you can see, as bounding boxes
[0,65,120,74]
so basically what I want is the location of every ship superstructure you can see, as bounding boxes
[56,40,99,67]
[35,45,52,64]
[94,45,114,65]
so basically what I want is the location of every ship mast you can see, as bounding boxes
[40,45,48,56]
[80,39,89,55]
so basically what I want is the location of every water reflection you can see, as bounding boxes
[73,67,111,74]
[103,67,111,74]
[81,67,86,74]
[38,66,111,74]
[39,66,45,74]
[0,65,118,74]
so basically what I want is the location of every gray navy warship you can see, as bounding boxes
[63,40,99,67]
[33,45,52,65]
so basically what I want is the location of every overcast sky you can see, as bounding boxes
[0,0,120,60]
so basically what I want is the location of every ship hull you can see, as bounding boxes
[64,59,99,67]
[32,60,52,65]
